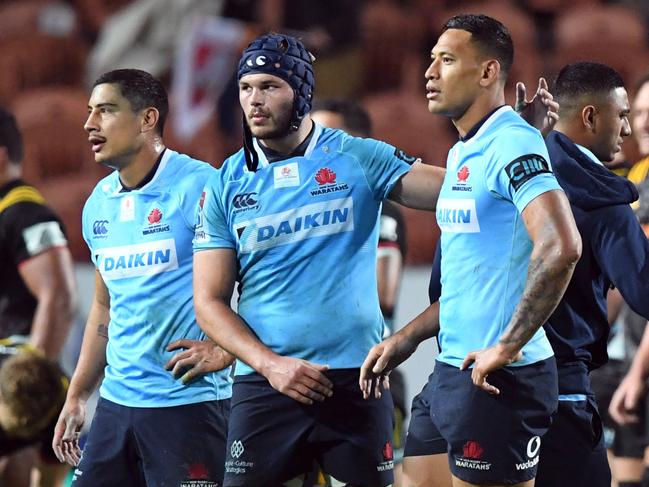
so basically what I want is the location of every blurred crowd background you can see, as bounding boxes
[6,0,649,268]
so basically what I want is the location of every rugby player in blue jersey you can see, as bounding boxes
[192,33,445,487]
[360,14,582,487]
[51,69,233,487]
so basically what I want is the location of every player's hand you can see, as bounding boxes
[262,355,333,405]
[460,344,522,395]
[515,77,559,137]
[359,334,416,400]
[165,339,235,384]
[52,397,85,466]
[609,371,645,425]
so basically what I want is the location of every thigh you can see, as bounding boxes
[536,398,610,487]
[71,398,144,487]
[402,454,452,487]
[135,399,230,487]
[430,360,557,486]
[223,375,313,487]
[312,369,395,487]
[403,378,447,458]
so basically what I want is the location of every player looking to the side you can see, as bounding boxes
[52,69,233,487]
[359,14,581,487]
[193,32,446,487]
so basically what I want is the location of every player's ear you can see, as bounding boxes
[140,107,160,134]
[581,105,598,132]
[479,59,500,87]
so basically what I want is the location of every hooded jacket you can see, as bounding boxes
[544,130,649,394]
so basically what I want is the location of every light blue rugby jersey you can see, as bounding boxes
[194,124,413,375]
[436,106,561,368]
[82,149,232,407]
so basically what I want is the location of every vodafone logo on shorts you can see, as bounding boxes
[515,436,541,471]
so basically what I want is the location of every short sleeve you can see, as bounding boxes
[193,172,236,251]
[343,136,414,202]
[176,164,217,231]
[2,203,67,265]
[484,126,562,213]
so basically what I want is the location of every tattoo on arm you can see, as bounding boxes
[499,253,574,351]
[97,324,109,339]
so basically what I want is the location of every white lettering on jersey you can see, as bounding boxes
[235,197,354,253]
[273,162,300,188]
[436,198,480,233]
[96,239,178,280]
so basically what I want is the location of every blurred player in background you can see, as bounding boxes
[0,338,69,486]
[0,106,75,486]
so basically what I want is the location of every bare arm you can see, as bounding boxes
[359,302,440,398]
[52,269,110,465]
[462,190,582,393]
[193,248,333,404]
[610,321,649,424]
[19,246,76,359]
[388,161,445,211]
[376,251,402,320]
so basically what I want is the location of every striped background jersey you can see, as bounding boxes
[83,149,232,407]
[194,124,413,375]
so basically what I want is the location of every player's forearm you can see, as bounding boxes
[66,301,109,402]
[398,301,440,346]
[626,321,649,381]
[195,297,278,375]
[498,242,579,357]
[29,289,74,359]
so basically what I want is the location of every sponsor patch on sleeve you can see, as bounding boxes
[504,154,551,191]
[393,148,419,165]
[22,221,67,256]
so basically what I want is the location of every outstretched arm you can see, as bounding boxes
[461,190,581,393]
[388,161,445,211]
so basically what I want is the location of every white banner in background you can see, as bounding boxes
[171,16,245,140]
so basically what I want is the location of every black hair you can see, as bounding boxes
[553,62,625,107]
[0,107,23,165]
[312,98,372,137]
[442,14,514,77]
[93,69,169,135]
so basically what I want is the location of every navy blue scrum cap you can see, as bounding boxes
[238,33,315,171]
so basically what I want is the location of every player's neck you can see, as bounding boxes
[259,118,314,155]
[453,91,506,138]
[118,139,165,189]
[0,163,20,187]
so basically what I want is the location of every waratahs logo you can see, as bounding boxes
[148,208,162,224]
[463,441,484,460]
[310,167,348,196]
[315,168,336,185]
[382,441,394,461]
[457,166,470,182]
[143,206,170,235]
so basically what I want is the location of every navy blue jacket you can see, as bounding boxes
[428,130,649,394]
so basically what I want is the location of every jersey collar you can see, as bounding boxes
[113,149,173,195]
[460,105,511,146]
[250,122,323,171]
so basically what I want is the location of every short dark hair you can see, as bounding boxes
[0,107,23,165]
[312,98,372,137]
[93,69,169,135]
[442,14,514,77]
[553,62,625,108]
